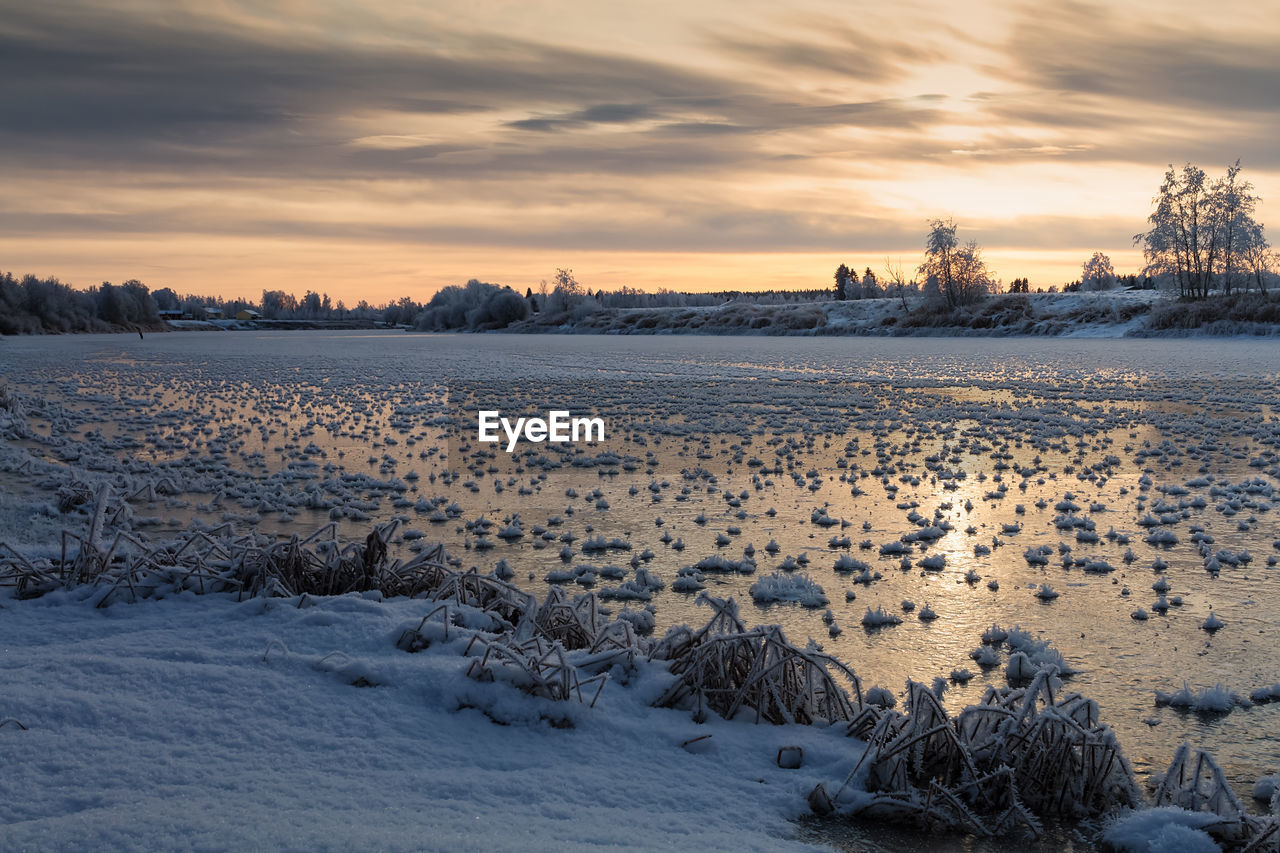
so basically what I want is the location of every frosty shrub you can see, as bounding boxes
[416,279,530,331]
[811,669,1141,839]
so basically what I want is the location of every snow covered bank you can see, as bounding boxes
[0,592,850,851]
[499,290,1280,338]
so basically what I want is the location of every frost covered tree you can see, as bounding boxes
[415,279,528,331]
[300,290,324,318]
[261,289,298,319]
[152,287,180,311]
[0,272,168,333]
[1081,252,1117,291]
[1135,161,1267,298]
[1212,162,1264,295]
[920,218,957,305]
[884,258,914,311]
[861,267,879,298]
[919,219,992,307]
[833,264,851,300]
[542,268,601,320]
[1241,222,1275,292]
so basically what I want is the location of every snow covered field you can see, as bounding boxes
[4,331,1280,850]
[0,592,848,852]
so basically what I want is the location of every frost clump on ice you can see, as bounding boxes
[749,571,828,607]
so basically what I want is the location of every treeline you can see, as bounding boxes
[0,272,409,335]
[156,287,365,322]
[411,270,836,332]
[0,272,162,334]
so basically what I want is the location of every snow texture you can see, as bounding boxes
[0,593,847,851]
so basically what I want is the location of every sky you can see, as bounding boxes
[2,0,1278,304]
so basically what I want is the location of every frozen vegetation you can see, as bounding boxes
[502,290,1280,338]
[4,332,1280,849]
[0,272,163,334]
[749,571,828,607]
[7,265,1280,339]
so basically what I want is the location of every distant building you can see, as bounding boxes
[205,307,223,319]
[236,309,262,321]
[157,309,186,320]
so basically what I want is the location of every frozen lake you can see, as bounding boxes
[3,330,1280,811]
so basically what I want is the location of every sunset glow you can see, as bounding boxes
[2,0,1277,301]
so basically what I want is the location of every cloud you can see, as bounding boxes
[0,2,952,183]
[504,118,584,132]
[1,0,1276,297]
[0,168,1144,257]
[0,181,916,252]
[705,19,937,84]
[997,2,1280,115]
[956,4,1280,170]
[571,103,656,123]
[0,5,738,148]
[968,214,1146,251]
[504,103,656,132]
[946,105,1280,171]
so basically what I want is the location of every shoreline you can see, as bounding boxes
[5,291,1279,339]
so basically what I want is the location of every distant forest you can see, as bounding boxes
[2,262,1276,337]
[0,267,838,335]
[0,273,164,335]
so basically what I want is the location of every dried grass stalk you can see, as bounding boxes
[653,595,862,725]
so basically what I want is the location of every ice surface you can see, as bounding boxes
[6,331,1280,845]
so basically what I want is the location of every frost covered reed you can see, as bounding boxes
[812,668,1140,838]
[651,594,863,725]
[1142,743,1280,850]
[0,499,453,605]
